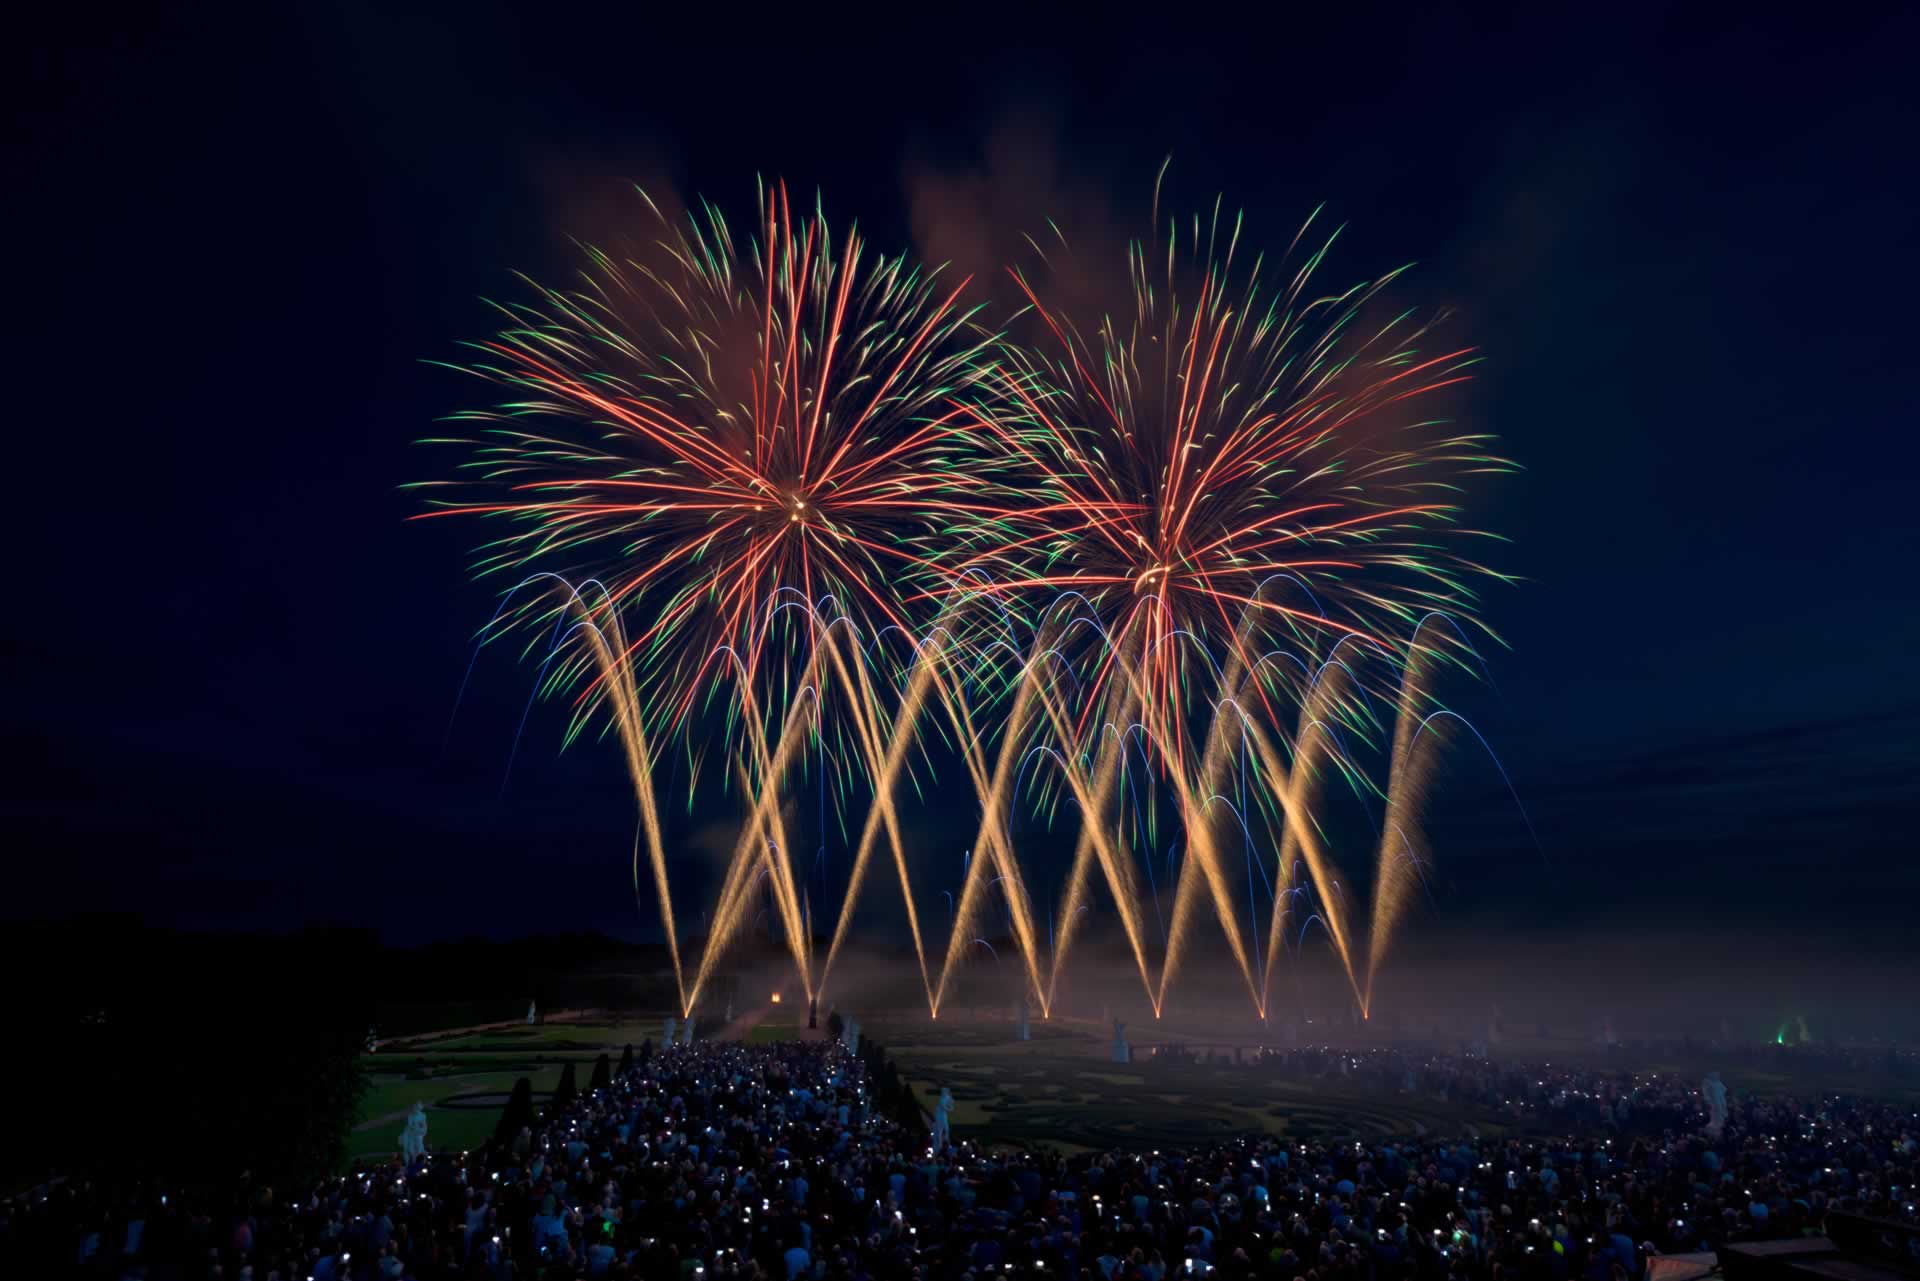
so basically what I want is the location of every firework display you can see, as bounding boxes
[418,177,1519,1022]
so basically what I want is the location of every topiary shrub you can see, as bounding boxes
[894,1089,926,1136]
[548,1060,578,1114]
[494,1077,534,1145]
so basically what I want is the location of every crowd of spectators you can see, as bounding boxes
[5,1035,1916,1281]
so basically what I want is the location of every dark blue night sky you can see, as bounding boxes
[6,5,1917,958]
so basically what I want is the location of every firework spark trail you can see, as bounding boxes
[1259,671,1350,1013]
[688,644,832,1010]
[727,753,812,984]
[1236,712,1366,1008]
[542,581,686,1010]
[1152,741,1263,1011]
[695,747,808,1007]
[1145,593,1309,1013]
[700,594,1011,1011]
[1363,624,1451,1013]
[811,620,943,1008]
[929,652,1061,1015]
[715,632,831,972]
[1037,732,1155,1012]
[936,677,1052,1013]
[1036,626,1159,1013]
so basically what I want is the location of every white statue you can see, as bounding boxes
[1110,1019,1130,1064]
[399,1103,428,1161]
[1017,997,1030,1042]
[680,1016,695,1045]
[526,1000,537,1025]
[1702,1072,1728,1137]
[663,1016,677,1046]
[931,1087,953,1150]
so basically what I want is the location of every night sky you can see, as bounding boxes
[7,5,1918,962]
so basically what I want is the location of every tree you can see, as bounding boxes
[827,1010,845,1042]
[893,1087,926,1136]
[10,925,374,1188]
[549,1060,579,1114]
[589,1052,611,1092]
[617,1043,634,1077]
[495,1077,535,1145]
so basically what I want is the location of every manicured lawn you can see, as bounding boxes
[347,1015,692,1169]
[746,1020,807,1043]
[348,1062,570,1167]
[393,1018,670,1053]
[360,1069,555,1123]
[875,1019,1511,1152]
[348,1105,503,1164]
[895,1048,1507,1152]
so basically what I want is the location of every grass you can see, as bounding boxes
[389,1017,670,1054]
[348,1014,692,1167]
[348,1033,613,1167]
[746,1020,808,1043]
[351,1063,569,1163]
[360,1068,558,1125]
[348,1105,504,1163]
